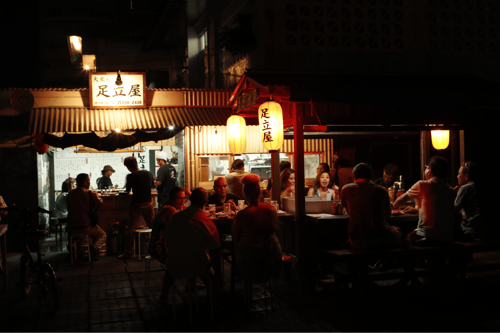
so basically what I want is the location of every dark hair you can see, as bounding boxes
[168,186,185,201]
[75,173,89,187]
[280,168,295,192]
[232,159,244,170]
[383,163,399,176]
[318,163,330,173]
[124,156,138,169]
[461,161,479,181]
[190,187,208,207]
[353,163,373,180]
[313,171,331,192]
[242,174,261,201]
[61,177,74,192]
[428,156,448,178]
[279,161,291,172]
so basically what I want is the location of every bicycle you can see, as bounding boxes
[4,206,59,315]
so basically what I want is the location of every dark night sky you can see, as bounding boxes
[0,0,41,88]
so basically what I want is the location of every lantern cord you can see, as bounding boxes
[310,99,322,126]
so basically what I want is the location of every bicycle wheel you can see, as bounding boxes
[39,263,59,314]
[19,254,34,297]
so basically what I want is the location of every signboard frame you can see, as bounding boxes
[89,72,147,109]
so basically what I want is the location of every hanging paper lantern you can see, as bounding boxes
[34,133,49,154]
[258,101,284,151]
[431,130,450,150]
[227,115,247,154]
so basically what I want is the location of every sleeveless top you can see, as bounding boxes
[314,188,334,200]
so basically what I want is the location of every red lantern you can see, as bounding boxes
[34,134,49,154]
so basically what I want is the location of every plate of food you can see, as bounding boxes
[391,209,404,216]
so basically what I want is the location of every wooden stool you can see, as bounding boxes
[69,234,91,264]
[134,228,152,260]
[54,222,65,244]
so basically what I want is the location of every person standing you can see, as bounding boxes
[341,163,404,250]
[97,165,116,190]
[66,173,106,257]
[155,151,177,210]
[118,156,155,259]
[394,156,456,244]
[225,159,250,198]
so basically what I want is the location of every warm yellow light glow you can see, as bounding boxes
[227,115,247,154]
[431,130,450,150]
[115,128,121,133]
[70,36,82,51]
[168,126,174,130]
[84,65,90,70]
[258,101,284,151]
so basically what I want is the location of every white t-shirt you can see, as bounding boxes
[406,177,456,242]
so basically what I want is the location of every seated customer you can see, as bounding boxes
[280,168,295,199]
[54,177,74,224]
[160,188,222,302]
[149,186,187,265]
[454,162,486,240]
[374,163,403,189]
[66,173,106,258]
[394,156,456,245]
[307,171,338,200]
[266,161,291,191]
[232,174,282,284]
[341,163,404,250]
[316,163,330,175]
[207,177,242,212]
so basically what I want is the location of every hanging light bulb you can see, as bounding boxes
[431,130,450,150]
[227,115,246,155]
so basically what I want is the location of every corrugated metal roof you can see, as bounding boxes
[29,107,234,133]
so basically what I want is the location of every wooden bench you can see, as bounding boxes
[448,240,500,282]
[320,245,441,290]
[320,240,500,290]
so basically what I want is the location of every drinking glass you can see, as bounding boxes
[223,202,231,216]
[238,200,245,210]
[264,197,271,204]
[208,204,216,217]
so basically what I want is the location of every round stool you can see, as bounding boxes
[134,228,152,259]
[69,234,91,264]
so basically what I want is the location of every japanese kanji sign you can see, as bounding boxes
[89,72,146,109]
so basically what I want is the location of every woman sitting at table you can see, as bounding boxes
[307,171,339,200]
[280,168,295,198]
[232,174,282,284]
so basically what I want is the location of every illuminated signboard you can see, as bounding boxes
[89,72,146,109]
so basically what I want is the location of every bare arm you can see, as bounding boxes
[0,196,7,216]
[393,192,410,209]
[307,188,315,197]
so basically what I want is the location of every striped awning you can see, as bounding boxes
[29,107,234,133]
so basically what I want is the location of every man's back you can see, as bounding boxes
[126,170,153,204]
[341,181,391,242]
[164,206,220,277]
[157,164,177,203]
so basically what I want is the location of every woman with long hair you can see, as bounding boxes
[232,174,282,284]
[280,168,295,198]
[307,171,338,200]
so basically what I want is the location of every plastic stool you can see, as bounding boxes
[69,234,91,264]
[134,228,152,259]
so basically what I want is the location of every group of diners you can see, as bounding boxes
[342,156,486,251]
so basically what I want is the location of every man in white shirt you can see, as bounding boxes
[394,156,456,244]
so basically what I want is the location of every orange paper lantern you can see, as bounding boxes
[227,115,247,154]
[258,101,284,152]
[431,130,450,150]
